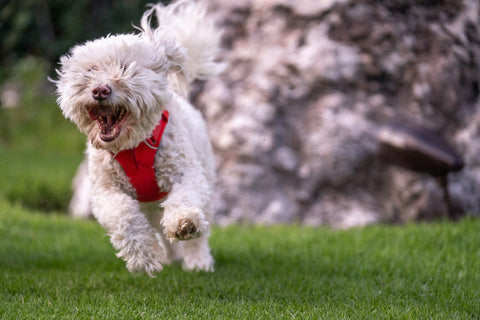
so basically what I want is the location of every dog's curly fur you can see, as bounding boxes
[54,0,223,276]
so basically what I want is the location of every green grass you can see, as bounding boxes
[1,58,479,318]
[1,201,479,319]
[0,57,85,212]
[0,148,83,212]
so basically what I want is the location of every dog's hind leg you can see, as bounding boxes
[68,157,93,218]
[181,236,214,272]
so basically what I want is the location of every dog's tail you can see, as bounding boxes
[140,0,224,96]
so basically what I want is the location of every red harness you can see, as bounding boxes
[112,110,170,202]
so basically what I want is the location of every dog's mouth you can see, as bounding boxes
[88,105,129,142]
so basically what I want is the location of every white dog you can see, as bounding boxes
[54,0,223,276]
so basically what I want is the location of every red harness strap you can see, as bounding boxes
[112,110,169,202]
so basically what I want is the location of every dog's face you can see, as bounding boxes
[55,34,184,153]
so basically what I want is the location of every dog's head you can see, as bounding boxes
[55,33,185,153]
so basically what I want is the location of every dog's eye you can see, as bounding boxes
[88,66,98,72]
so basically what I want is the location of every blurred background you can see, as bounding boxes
[0,0,160,211]
[1,0,479,228]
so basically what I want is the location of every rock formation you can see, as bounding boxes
[192,0,480,227]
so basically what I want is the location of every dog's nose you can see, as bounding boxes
[92,85,111,101]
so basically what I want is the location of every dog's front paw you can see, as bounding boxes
[115,234,166,277]
[164,218,201,241]
[175,218,200,240]
[162,207,208,242]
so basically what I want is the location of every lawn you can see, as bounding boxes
[0,59,479,319]
[1,201,479,319]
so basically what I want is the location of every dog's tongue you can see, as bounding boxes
[100,115,117,140]
[103,115,115,130]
